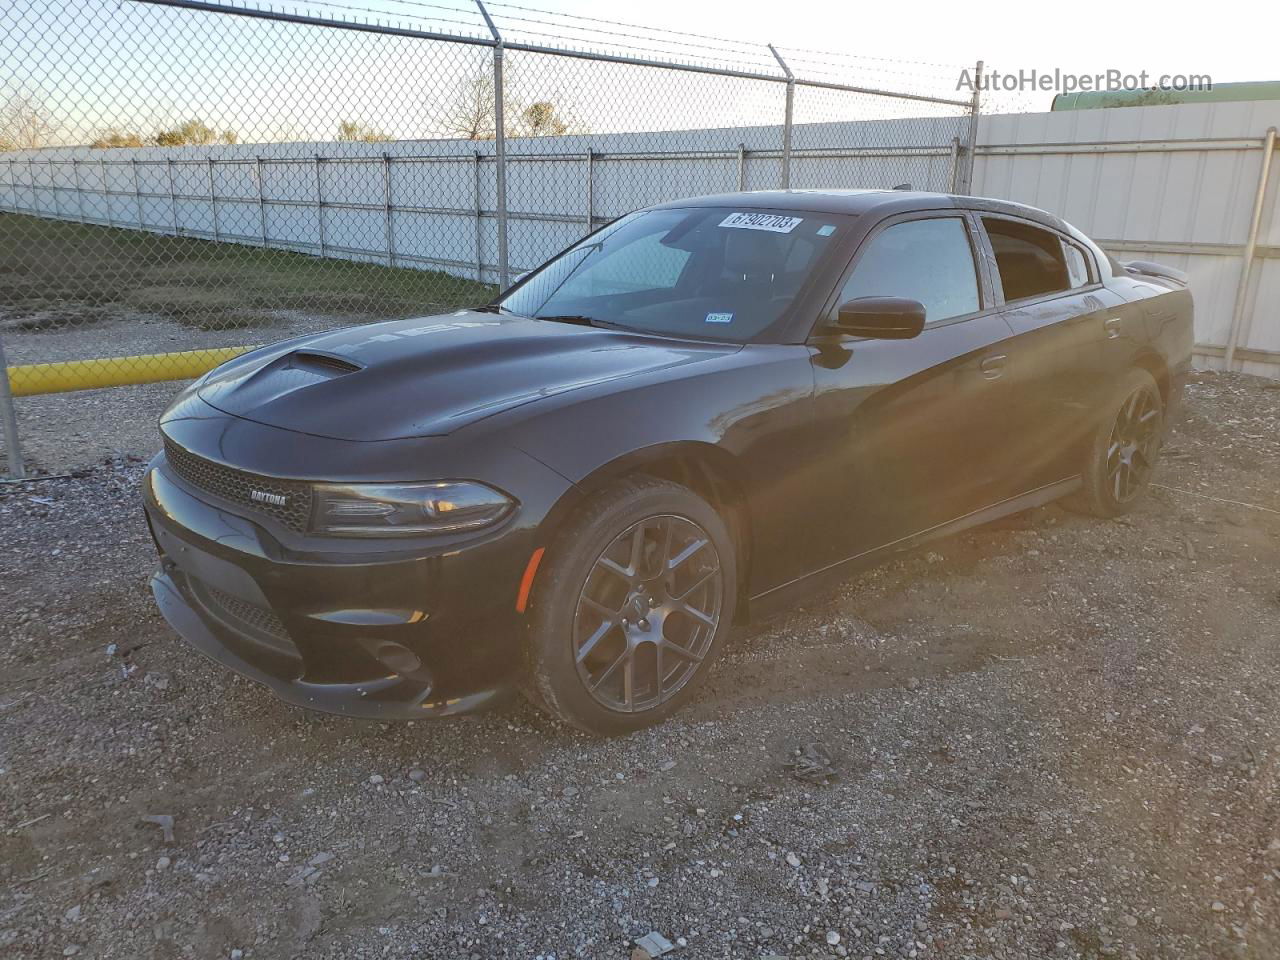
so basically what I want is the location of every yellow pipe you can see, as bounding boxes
[8,345,260,397]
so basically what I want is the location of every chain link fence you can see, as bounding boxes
[0,0,977,477]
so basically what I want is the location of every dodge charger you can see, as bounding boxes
[143,189,1193,734]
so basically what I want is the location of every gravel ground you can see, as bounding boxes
[2,371,1279,960]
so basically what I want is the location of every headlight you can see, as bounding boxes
[311,481,515,536]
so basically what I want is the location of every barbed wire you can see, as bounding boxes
[152,0,973,102]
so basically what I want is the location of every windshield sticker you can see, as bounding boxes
[817,224,837,237]
[704,312,734,324]
[719,212,803,234]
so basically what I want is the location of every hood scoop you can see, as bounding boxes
[289,350,364,375]
[205,348,364,414]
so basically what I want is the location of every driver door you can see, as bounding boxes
[806,212,1020,566]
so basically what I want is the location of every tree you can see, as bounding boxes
[337,120,392,142]
[519,100,570,137]
[91,129,146,149]
[0,93,58,151]
[153,119,238,146]
[441,69,578,140]
[443,71,499,140]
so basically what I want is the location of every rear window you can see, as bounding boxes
[983,218,1071,302]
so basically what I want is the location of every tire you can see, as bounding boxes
[522,475,737,736]
[1072,368,1164,518]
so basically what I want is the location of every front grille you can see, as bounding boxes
[163,439,312,532]
[190,579,298,658]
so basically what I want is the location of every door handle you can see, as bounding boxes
[980,354,1007,380]
[1103,317,1121,339]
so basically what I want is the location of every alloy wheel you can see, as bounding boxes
[1106,386,1161,504]
[572,514,723,713]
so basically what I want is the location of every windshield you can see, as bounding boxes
[498,206,851,342]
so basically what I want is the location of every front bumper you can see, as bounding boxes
[141,422,572,719]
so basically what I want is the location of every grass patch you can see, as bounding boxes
[0,213,497,332]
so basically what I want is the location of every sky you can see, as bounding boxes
[3,0,1275,148]
[341,0,1275,113]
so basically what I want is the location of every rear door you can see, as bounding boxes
[806,212,1019,565]
[976,215,1122,493]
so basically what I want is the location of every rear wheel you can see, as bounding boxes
[523,476,736,735]
[1073,368,1164,517]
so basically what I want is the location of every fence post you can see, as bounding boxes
[207,157,218,241]
[101,157,112,227]
[736,143,747,191]
[769,44,794,189]
[256,156,268,247]
[131,157,143,228]
[46,159,57,219]
[0,332,26,479]
[957,60,983,195]
[72,157,85,221]
[475,0,509,289]
[382,152,394,266]
[948,136,961,193]
[314,155,325,258]
[166,157,178,236]
[1223,126,1277,371]
[584,149,595,232]
[5,158,12,212]
[473,150,484,282]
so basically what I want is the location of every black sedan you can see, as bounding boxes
[143,189,1193,735]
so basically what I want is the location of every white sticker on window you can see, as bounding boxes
[817,224,837,237]
[704,312,734,324]
[718,212,803,233]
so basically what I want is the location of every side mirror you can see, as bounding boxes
[831,297,926,339]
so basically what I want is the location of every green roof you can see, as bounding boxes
[1051,80,1280,111]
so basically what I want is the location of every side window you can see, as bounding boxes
[1062,241,1091,288]
[982,218,1071,301]
[839,218,980,324]
[557,229,691,298]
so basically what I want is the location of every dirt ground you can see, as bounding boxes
[2,371,1279,960]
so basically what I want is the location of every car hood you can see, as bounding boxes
[196,311,738,441]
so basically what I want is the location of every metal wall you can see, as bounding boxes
[0,115,968,286]
[972,101,1280,378]
[7,101,1276,380]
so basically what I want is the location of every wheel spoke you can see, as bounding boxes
[597,556,632,582]
[580,595,620,620]
[1112,465,1124,501]
[591,649,627,692]
[663,638,703,664]
[667,536,709,572]
[576,618,615,664]
[626,521,648,578]
[675,602,716,628]
[1135,408,1159,440]
[622,653,635,709]
[1122,392,1139,426]
[674,563,720,601]
[657,517,674,573]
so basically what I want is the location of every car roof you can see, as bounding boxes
[650,189,1073,234]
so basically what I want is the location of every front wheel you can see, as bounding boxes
[523,476,736,736]
[1073,368,1164,517]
